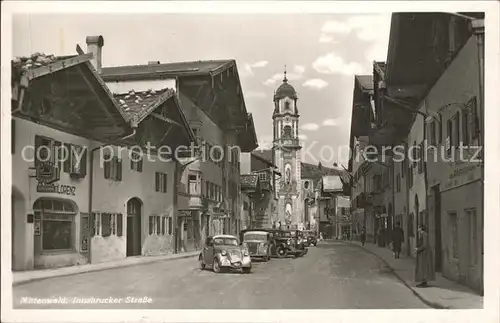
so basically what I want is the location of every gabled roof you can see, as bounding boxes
[251,149,274,166]
[12,50,131,141]
[113,88,175,124]
[101,60,235,81]
[301,162,350,186]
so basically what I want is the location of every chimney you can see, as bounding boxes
[86,35,104,73]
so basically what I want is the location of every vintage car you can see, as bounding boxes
[290,230,308,256]
[198,235,252,273]
[302,230,318,246]
[270,229,305,258]
[240,229,272,261]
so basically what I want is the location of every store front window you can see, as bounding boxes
[34,199,76,251]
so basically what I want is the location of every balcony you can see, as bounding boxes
[188,195,203,208]
[276,138,301,148]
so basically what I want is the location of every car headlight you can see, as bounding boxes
[221,250,227,256]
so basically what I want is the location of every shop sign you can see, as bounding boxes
[443,162,482,191]
[36,183,76,196]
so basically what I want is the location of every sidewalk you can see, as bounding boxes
[12,251,200,286]
[351,241,483,309]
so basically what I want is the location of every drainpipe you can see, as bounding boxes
[472,18,484,295]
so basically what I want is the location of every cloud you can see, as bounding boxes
[320,15,391,42]
[245,91,267,99]
[319,34,334,43]
[322,117,344,127]
[240,60,269,77]
[312,52,363,76]
[263,65,306,86]
[303,78,329,90]
[300,123,320,131]
[257,135,273,150]
[298,134,308,141]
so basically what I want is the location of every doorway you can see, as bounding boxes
[432,185,442,272]
[126,198,142,257]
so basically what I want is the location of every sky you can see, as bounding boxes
[12,13,391,166]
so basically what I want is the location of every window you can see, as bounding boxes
[449,212,458,259]
[104,156,122,181]
[283,126,292,138]
[259,172,268,181]
[155,172,167,193]
[243,202,249,211]
[34,135,63,172]
[62,144,87,177]
[130,150,143,172]
[188,175,198,195]
[91,213,122,237]
[168,217,173,235]
[467,208,478,265]
[34,199,75,251]
[148,215,162,235]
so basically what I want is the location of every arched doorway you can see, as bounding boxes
[12,188,26,270]
[126,198,142,257]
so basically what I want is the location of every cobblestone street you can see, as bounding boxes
[14,242,429,309]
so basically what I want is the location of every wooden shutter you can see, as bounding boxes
[34,135,44,167]
[168,217,172,235]
[163,174,167,193]
[149,216,154,234]
[63,143,71,172]
[161,217,166,235]
[102,213,111,237]
[104,158,111,179]
[81,147,87,177]
[116,158,122,181]
[156,215,161,234]
[117,213,123,236]
[155,172,160,191]
[90,213,96,236]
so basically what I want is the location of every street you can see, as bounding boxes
[13,242,429,309]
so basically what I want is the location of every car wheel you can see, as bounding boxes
[199,255,205,270]
[212,258,221,273]
[277,246,288,258]
[266,256,271,262]
[242,267,251,274]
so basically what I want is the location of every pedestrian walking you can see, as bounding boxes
[392,222,404,258]
[414,224,435,287]
[360,227,366,246]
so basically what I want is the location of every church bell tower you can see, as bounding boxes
[272,68,302,229]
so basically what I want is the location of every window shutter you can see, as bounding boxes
[81,147,88,176]
[53,141,62,174]
[163,174,167,193]
[155,173,160,191]
[117,213,123,236]
[104,158,111,179]
[156,216,161,234]
[168,217,172,235]
[90,213,96,236]
[34,135,44,167]
[117,158,122,181]
[161,217,166,235]
[149,216,154,234]
[63,143,71,173]
[102,213,111,237]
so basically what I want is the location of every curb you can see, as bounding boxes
[13,252,199,287]
[350,242,448,309]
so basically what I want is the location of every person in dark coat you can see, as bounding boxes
[414,224,435,287]
[360,228,366,246]
[392,222,404,258]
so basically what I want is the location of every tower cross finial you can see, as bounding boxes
[283,64,288,82]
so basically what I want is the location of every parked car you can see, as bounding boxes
[239,229,272,262]
[302,230,318,246]
[290,230,308,257]
[198,235,252,273]
[270,229,305,258]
